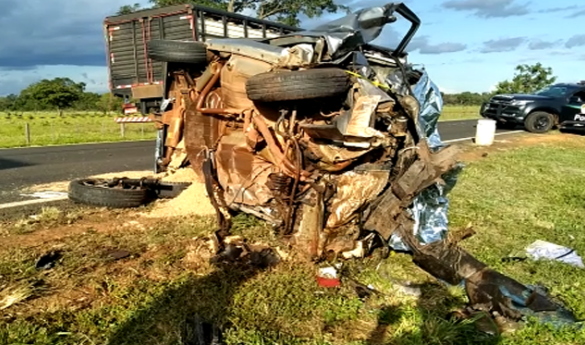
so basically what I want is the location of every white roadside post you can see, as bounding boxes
[475,119,496,146]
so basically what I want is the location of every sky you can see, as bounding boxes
[0,0,584,95]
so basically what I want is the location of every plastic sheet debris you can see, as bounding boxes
[316,267,341,288]
[526,240,584,268]
[388,69,463,252]
[318,267,338,279]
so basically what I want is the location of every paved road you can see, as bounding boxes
[438,119,519,141]
[0,120,521,206]
[0,141,155,204]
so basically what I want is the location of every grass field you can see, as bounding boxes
[0,106,480,148]
[440,105,481,121]
[0,111,157,148]
[1,133,584,344]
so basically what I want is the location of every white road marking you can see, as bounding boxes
[0,196,69,210]
[443,130,524,143]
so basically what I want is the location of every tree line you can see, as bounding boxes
[117,0,348,27]
[0,78,123,114]
[0,62,557,112]
[440,62,557,106]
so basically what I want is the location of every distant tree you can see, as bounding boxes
[117,3,141,15]
[73,92,102,111]
[145,0,348,26]
[0,94,18,111]
[19,78,85,115]
[441,91,496,106]
[97,93,124,114]
[494,63,557,95]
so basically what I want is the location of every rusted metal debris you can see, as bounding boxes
[145,2,577,331]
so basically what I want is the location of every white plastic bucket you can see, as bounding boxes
[475,119,496,146]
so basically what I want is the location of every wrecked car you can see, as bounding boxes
[148,2,428,259]
[79,1,579,334]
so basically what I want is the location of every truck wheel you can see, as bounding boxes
[147,40,208,64]
[524,111,554,133]
[245,68,351,102]
[68,178,153,208]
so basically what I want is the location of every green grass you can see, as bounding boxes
[2,134,585,345]
[0,111,156,148]
[449,137,585,325]
[440,105,481,121]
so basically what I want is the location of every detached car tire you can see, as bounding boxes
[146,40,208,64]
[524,111,554,133]
[246,68,351,102]
[68,178,152,208]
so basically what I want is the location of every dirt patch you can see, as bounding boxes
[160,167,200,183]
[0,211,157,251]
[455,132,585,162]
[145,182,215,218]
[92,170,155,180]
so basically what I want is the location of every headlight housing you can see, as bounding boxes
[511,100,532,106]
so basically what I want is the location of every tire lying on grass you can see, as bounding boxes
[245,68,352,103]
[68,178,153,208]
[146,39,208,64]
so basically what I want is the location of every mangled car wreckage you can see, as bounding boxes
[82,2,579,332]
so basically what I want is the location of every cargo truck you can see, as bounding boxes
[103,3,299,115]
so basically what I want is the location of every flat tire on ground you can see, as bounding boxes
[524,111,554,133]
[245,68,352,102]
[146,40,208,64]
[68,178,152,208]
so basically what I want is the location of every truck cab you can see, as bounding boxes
[480,82,585,133]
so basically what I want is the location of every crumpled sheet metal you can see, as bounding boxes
[283,4,397,60]
[326,171,389,229]
[389,68,463,251]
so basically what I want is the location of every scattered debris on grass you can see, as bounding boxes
[526,240,584,268]
[317,267,341,288]
[35,250,63,270]
[105,249,132,261]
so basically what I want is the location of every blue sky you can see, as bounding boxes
[0,0,583,95]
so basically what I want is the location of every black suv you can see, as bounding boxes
[480,82,585,133]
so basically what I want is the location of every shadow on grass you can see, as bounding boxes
[106,252,502,345]
[106,260,264,345]
[366,283,502,345]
